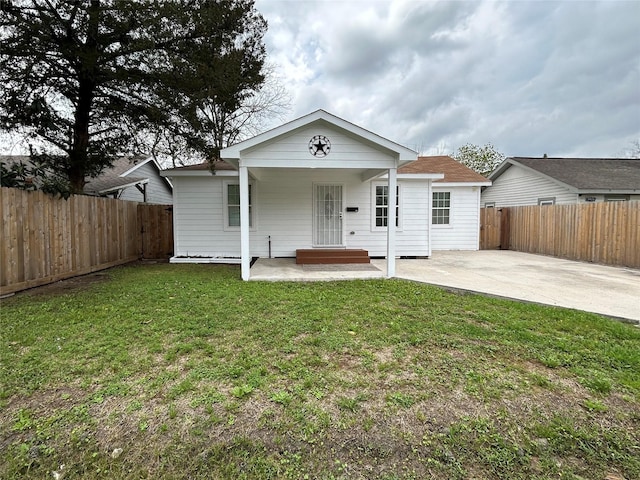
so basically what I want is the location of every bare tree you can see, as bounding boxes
[625,139,640,159]
[146,63,291,169]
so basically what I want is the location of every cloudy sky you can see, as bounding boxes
[255,0,640,157]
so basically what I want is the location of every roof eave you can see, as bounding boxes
[120,155,154,177]
[88,178,149,195]
[492,158,579,192]
[221,110,417,163]
[395,173,445,180]
[160,169,238,177]
[576,189,640,194]
[434,181,492,187]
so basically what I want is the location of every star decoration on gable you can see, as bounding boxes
[308,135,331,157]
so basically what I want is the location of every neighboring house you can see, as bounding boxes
[1,154,173,204]
[481,157,640,207]
[161,110,489,280]
[399,156,491,251]
[84,156,173,204]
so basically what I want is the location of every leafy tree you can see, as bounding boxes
[0,158,72,197]
[453,143,506,177]
[0,0,267,193]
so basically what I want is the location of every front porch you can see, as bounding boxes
[249,258,386,281]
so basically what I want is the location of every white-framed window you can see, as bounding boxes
[604,195,629,202]
[538,197,555,206]
[372,183,401,230]
[484,202,495,208]
[432,191,450,225]
[223,181,254,230]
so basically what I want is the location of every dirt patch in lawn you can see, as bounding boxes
[2,272,112,299]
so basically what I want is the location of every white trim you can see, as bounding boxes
[312,183,346,247]
[221,110,417,165]
[240,166,251,281]
[120,156,156,177]
[537,197,556,206]
[96,178,148,195]
[387,167,397,278]
[371,182,403,232]
[170,256,241,264]
[238,158,398,170]
[223,180,256,232]
[426,180,433,257]
[162,169,239,177]
[432,190,452,226]
[433,181,492,187]
[389,173,444,180]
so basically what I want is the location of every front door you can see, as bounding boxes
[314,184,343,246]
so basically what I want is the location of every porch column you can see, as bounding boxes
[387,166,397,278]
[239,165,251,281]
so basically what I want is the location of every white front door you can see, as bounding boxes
[314,184,343,246]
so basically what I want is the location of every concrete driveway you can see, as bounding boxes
[383,251,640,323]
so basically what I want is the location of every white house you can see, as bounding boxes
[84,155,173,204]
[161,111,488,280]
[1,154,173,204]
[481,157,640,207]
[398,156,491,251]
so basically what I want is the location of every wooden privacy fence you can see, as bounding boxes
[138,203,173,260]
[480,201,640,268]
[1,187,173,295]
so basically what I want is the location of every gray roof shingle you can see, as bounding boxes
[507,157,640,190]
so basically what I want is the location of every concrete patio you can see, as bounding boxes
[249,251,640,323]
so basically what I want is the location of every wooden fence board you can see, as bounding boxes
[480,201,640,268]
[479,208,501,250]
[1,187,174,295]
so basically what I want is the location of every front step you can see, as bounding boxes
[296,249,370,265]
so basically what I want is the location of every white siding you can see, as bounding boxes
[172,171,432,258]
[119,162,173,204]
[481,165,576,207]
[243,125,393,164]
[431,186,481,251]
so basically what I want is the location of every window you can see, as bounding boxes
[537,197,555,206]
[604,195,629,202]
[225,183,253,228]
[484,202,495,208]
[373,184,400,228]
[432,191,450,225]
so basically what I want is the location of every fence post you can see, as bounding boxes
[499,207,510,250]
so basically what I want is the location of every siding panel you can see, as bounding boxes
[481,165,576,207]
[171,171,433,259]
[431,186,481,250]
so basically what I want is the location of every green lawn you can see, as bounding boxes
[1,263,638,479]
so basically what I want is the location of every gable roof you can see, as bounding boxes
[84,156,172,195]
[399,156,490,184]
[490,157,640,193]
[220,109,417,166]
[2,154,172,195]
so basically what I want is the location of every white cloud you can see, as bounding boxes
[256,0,640,157]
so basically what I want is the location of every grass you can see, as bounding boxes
[0,262,639,479]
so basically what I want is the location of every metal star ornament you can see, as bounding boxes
[308,135,331,157]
